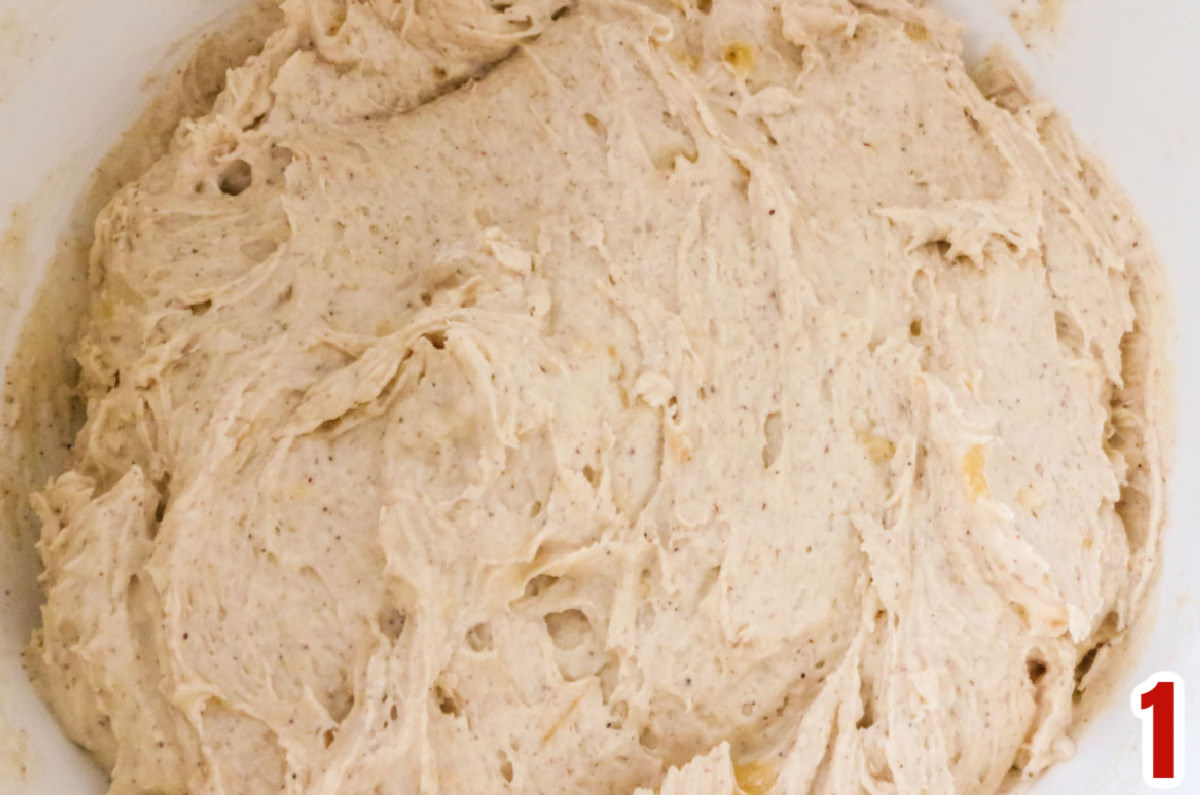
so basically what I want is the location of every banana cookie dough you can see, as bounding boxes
[26,0,1170,793]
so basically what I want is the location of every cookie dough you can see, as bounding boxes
[26,0,1170,793]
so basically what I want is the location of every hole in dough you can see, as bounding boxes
[466,622,493,652]
[543,608,590,649]
[378,606,406,640]
[762,411,782,468]
[218,159,253,196]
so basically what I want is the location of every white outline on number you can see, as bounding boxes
[1130,671,1185,789]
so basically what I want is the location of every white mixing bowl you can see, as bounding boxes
[0,1,1196,792]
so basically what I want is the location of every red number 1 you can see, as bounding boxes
[1132,672,1185,789]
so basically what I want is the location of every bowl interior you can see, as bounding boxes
[0,1,1196,791]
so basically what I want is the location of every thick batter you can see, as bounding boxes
[25,1,1170,793]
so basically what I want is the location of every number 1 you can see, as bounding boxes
[1131,672,1185,789]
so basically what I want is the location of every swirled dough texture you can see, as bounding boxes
[26,0,1170,793]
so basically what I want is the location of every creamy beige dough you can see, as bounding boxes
[25,1,1171,793]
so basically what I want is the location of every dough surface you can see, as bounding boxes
[26,1,1170,793]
